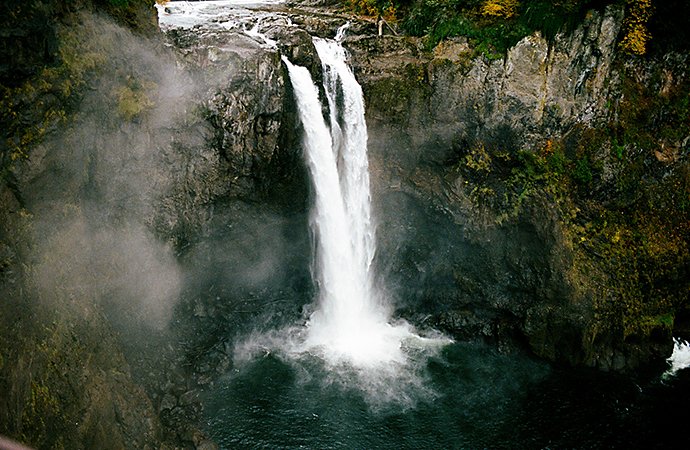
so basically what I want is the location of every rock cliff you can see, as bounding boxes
[340,5,688,371]
[1,1,688,447]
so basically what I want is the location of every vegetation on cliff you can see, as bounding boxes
[452,48,689,366]
[480,57,682,369]
[348,0,690,56]
[0,0,159,177]
[0,1,168,448]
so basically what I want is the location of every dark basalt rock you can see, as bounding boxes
[265,26,323,81]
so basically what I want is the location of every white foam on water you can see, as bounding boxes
[663,337,690,379]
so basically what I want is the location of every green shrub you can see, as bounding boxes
[573,156,593,185]
[401,0,613,52]
[114,82,154,121]
[546,147,567,174]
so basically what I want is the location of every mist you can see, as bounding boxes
[10,9,317,354]
[34,215,181,328]
[18,12,225,332]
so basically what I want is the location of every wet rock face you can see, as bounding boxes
[340,5,679,371]
[372,183,585,354]
[204,49,286,197]
[266,26,323,81]
[165,25,309,212]
[348,6,624,167]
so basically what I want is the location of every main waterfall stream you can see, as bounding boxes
[157,3,690,448]
[227,25,451,410]
[281,28,448,369]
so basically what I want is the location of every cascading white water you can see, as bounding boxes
[282,28,419,368]
[663,338,690,379]
[315,30,375,294]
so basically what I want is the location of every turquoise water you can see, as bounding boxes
[204,341,690,449]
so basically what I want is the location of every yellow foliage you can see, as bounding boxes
[541,139,554,157]
[481,0,520,19]
[464,143,492,172]
[383,4,397,22]
[345,0,397,20]
[347,0,379,17]
[620,0,653,55]
[620,23,650,55]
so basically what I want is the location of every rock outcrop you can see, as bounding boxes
[347,6,624,166]
[340,5,688,371]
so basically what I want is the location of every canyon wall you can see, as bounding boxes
[1,1,688,447]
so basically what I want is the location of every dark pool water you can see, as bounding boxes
[204,342,690,449]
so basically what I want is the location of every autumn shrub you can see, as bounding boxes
[620,0,653,55]
[347,0,380,17]
[347,0,398,20]
[481,0,520,19]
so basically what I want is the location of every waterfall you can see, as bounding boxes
[281,28,416,368]
[225,23,451,376]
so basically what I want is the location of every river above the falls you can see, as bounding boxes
[156,0,285,30]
